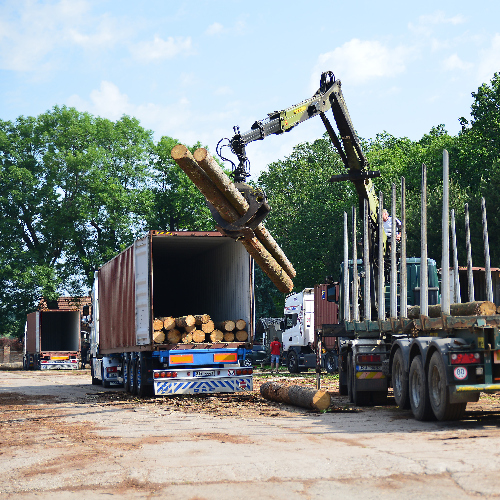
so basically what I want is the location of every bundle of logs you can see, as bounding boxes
[152,314,248,345]
[171,144,295,294]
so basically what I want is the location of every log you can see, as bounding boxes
[407,301,497,319]
[175,315,196,328]
[223,332,235,342]
[163,316,176,330]
[153,318,164,330]
[260,382,331,411]
[194,147,296,279]
[235,319,246,330]
[181,332,193,343]
[235,330,248,342]
[216,320,235,332]
[153,330,165,344]
[195,314,211,325]
[184,324,196,333]
[201,320,215,333]
[210,330,224,342]
[171,145,293,294]
[192,330,206,343]
[167,329,182,344]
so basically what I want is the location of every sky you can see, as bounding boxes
[1,0,500,181]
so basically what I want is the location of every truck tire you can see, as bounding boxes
[338,354,348,395]
[428,351,466,421]
[136,353,152,398]
[287,351,299,373]
[101,365,111,388]
[392,348,410,409]
[409,355,434,420]
[325,352,337,374]
[90,358,100,385]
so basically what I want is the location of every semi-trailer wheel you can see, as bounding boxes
[325,352,337,374]
[101,365,111,388]
[392,348,410,409]
[287,350,299,373]
[90,358,100,385]
[338,354,348,395]
[428,351,466,421]
[409,355,433,420]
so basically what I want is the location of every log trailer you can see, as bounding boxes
[90,230,254,396]
[222,71,500,420]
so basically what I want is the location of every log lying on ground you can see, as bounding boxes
[407,301,497,319]
[194,147,296,279]
[260,382,331,411]
[216,320,235,332]
[171,145,293,294]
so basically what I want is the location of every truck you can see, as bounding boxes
[90,230,255,396]
[282,284,339,374]
[219,71,500,421]
[24,297,91,370]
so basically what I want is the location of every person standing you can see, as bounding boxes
[270,336,281,373]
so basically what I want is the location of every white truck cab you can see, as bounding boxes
[282,288,314,351]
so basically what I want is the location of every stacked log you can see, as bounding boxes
[171,144,294,294]
[153,314,249,345]
[407,301,497,319]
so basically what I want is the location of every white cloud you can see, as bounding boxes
[130,35,193,62]
[477,33,500,84]
[206,22,224,36]
[418,11,466,26]
[313,39,412,87]
[443,53,473,71]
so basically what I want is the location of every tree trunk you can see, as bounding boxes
[223,332,235,342]
[407,301,497,319]
[163,317,176,330]
[171,145,293,294]
[194,147,296,279]
[192,330,206,343]
[235,330,248,341]
[167,329,182,344]
[201,320,215,333]
[153,330,165,344]
[210,330,224,342]
[195,314,211,325]
[216,320,235,332]
[235,319,246,330]
[153,318,164,330]
[260,382,331,411]
[175,315,196,328]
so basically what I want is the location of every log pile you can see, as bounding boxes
[153,314,249,345]
[259,382,331,411]
[171,144,295,294]
[407,301,497,319]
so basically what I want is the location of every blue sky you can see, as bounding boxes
[1,0,499,180]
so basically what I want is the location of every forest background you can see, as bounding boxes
[1,73,499,339]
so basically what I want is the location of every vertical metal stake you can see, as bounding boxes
[400,177,407,317]
[390,184,397,318]
[343,212,350,321]
[363,198,371,321]
[465,203,475,301]
[421,164,428,316]
[378,192,385,320]
[442,150,450,315]
[352,206,359,321]
[451,209,461,304]
[482,197,493,303]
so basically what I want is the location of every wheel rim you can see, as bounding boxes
[429,364,442,409]
[289,353,297,370]
[411,368,422,408]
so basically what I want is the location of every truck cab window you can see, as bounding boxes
[284,314,297,329]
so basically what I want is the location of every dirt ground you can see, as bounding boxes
[1,368,500,499]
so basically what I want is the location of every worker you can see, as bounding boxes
[270,336,281,374]
[382,209,401,243]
